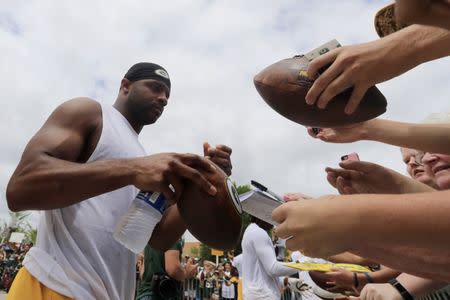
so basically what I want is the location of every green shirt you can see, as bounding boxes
[137,240,183,300]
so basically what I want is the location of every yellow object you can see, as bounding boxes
[7,267,73,300]
[284,262,371,273]
[238,278,243,300]
[211,249,224,256]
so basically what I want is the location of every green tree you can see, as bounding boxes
[199,243,214,262]
[190,246,199,257]
[0,211,37,244]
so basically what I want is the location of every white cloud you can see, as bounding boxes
[1,0,449,243]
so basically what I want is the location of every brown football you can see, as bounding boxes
[177,164,242,250]
[254,55,387,127]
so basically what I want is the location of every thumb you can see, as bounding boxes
[339,160,375,173]
[203,142,211,157]
[272,202,290,224]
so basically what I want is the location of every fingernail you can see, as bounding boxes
[209,186,217,195]
[345,107,353,115]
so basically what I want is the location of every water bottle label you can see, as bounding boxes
[136,191,167,215]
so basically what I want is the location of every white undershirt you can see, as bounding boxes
[23,104,148,300]
[241,223,297,300]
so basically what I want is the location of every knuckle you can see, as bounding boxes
[168,159,177,169]
[162,169,171,178]
[191,171,202,181]
[314,77,326,89]
[326,85,338,97]
[350,62,362,73]
[339,54,355,65]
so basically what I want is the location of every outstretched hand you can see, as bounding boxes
[272,195,354,258]
[325,160,433,195]
[304,37,416,114]
[306,121,370,144]
[203,142,233,176]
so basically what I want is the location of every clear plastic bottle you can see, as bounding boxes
[113,191,167,253]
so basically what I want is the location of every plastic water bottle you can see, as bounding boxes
[113,191,167,254]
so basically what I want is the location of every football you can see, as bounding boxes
[254,55,387,127]
[177,163,243,250]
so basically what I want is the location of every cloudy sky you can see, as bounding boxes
[1,0,449,242]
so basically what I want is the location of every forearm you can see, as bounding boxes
[352,191,450,252]
[397,273,448,298]
[354,244,450,281]
[364,119,450,154]
[7,155,136,211]
[149,205,187,251]
[327,252,379,268]
[268,261,298,277]
[408,25,450,65]
[255,236,297,277]
[395,173,436,194]
[167,265,189,282]
[360,267,400,284]
[381,24,450,69]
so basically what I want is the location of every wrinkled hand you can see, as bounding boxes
[326,160,425,195]
[203,142,232,176]
[272,195,354,257]
[325,268,358,294]
[305,38,414,114]
[283,192,312,202]
[358,283,402,300]
[306,121,370,144]
[132,153,217,204]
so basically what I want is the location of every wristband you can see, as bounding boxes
[353,272,359,289]
[364,272,374,283]
[388,279,413,300]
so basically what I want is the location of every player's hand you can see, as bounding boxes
[132,153,217,204]
[204,142,233,176]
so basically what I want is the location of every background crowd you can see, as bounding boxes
[0,242,32,292]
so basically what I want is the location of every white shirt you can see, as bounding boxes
[221,271,235,299]
[23,103,148,300]
[241,223,297,300]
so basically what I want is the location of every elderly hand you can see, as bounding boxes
[203,142,232,176]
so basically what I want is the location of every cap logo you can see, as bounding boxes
[155,69,169,79]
